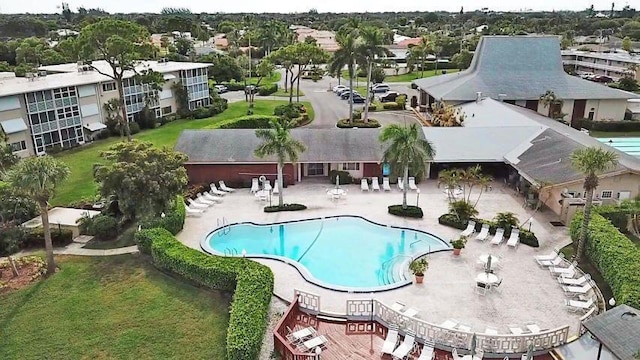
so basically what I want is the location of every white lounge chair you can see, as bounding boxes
[534,249,559,262]
[508,325,525,335]
[383,177,391,191]
[417,343,435,360]
[372,177,380,191]
[219,180,235,192]
[398,177,404,191]
[209,183,227,196]
[185,205,204,217]
[485,327,499,335]
[563,282,593,295]
[187,198,208,209]
[403,308,419,318]
[460,220,476,237]
[391,334,415,359]
[272,181,279,194]
[506,228,520,248]
[381,329,399,355]
[558,274,591,286]
[565,298,594,312]
[550,262,576,277]
[286,326,317,343]
[201,192,223,203]
[440,319,458,329]
[391,302,405,312]
[196,194,215,206]
[408,177,418,190]
[250,178,259,193]
[361,178,369,191]
[537,254,564,267]
[298,335,328,352]
[476,224,490,241]
[525,322,542,333]
[490,228,505,245]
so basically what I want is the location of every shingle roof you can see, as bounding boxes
[175,128,385,163]
[413,36,638,101]
[583,304,640,360]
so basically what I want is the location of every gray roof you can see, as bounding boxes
[413,36,638,101]
[175,128,384,163]
[583,304,640,360]
[0,118,28,134]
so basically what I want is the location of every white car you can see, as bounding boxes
[333,85,348,93]
[214,84,228,93]
[371,83,390,93]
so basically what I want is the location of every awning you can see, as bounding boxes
[163,74,177,80]
[83,122,107,132]
[0,118,28,134]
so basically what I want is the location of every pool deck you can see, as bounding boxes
[178,180,584,336]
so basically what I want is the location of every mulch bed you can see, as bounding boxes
[0,257,46,294]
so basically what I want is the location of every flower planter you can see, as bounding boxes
[414,275,424,284]
[453,248,461,256]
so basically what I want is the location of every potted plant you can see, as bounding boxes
[450,235,467,256]
[409,258,428,284]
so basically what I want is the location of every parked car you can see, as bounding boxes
[244,85,258,94]
[337,88,352,97]
[370,83,390,93]
[341,90,360,100]
[214,84,228,94]
[380,91,400,102]
[349,94,366,103]
[333,85,348,93]
[591,75,614,83]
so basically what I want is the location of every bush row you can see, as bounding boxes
[329,170,353,185]
[264,203,307,213]
[258,83,278,96]
[135,228,273,360]
[438,213,539,247]
[140,196,187,237]
[336,119,381,128]
[191,98,229,119]
[570,212,640,308]
[0,227,74,256]
[388,205,424,218]
[577,119,640,132]
[78,214,119,241]
[382,102,405,110]
[220,115,281,129]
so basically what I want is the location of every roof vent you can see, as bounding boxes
[476,92,482,102]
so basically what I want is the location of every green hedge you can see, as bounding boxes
[264,203,307,212]
[570,212,640,308]
[593,205,629,233]
[23,227,74,248]
[258,83,278,96]
[135,227,273,360]
[140,196,187,239]
[388,205,424,218]
[329,170,353,184]
[220,115,280,129]
[437,213,539,247]
[577,119,640,131]
[336,119,381,128]
[382,102,404,110]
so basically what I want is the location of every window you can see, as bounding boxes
[102,82,116,92]
[9,140,27,152]
[601,190,613,199]
[341,163,360,171]
[307,163,324,176]
[162,106,172,115]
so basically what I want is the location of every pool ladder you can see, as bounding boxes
[217,217,230,236]
[224,248,238,256]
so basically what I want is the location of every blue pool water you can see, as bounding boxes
[202,216,449,290]
[598,137,640,158]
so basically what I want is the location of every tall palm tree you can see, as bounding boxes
[329,32,360,122]
[570,147,618,262]
[380,123,436,209]
[358,27,387,123]
[254,119,306,207]
[6,155,70,275]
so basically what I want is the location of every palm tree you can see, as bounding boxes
[570,147,618,262]
[6,155,70,275]
[380,123,436,209]
[358,27,387,123]
[329,32,360,122]
[254,119,306,207]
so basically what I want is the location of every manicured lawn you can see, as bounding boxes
[52,100,308,205]
[339,69,458,83]
[0,255,230,359]
[590,131,640,138]
[269,88,305,97]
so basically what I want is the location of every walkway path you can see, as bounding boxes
[53,236,138,256]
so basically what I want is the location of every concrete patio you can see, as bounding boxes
[177,180,585,336]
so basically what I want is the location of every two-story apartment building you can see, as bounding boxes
[561,50,640,81]
[0,60,210,158]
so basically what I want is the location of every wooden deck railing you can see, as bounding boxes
[273,295,318,360]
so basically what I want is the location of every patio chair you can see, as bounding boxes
[562,282,593,295]
[298,335,328,352]
[457,323,472,332]
[403,307,419,317]
[209,183,227,196]
[286,326,317,344]
[391,334,415,359]
[565,298,595,312]
[196,194,215,206]
[218,180,235,192]
[398,177,404,191]
[187,198,208,209]
[440,319,458,329]
[185,205,204,217]
[263,180,272,191]
[506,228,520,248]
[272,181,279,194]
[383,177,392,191]
[558,274,591,286]
[250,178,260,193]
[476,224,490,241]
[408,177,418,190]
[508,325,525,335]
[417,342,435,360]
[381,329,399,355]
[484,327,499,335]
[361,178,369,191]
[202,192,223,203]
[391,302,405,312]
[534,248,559,262]
[490,228,505,245]
[550,262,576,277]
[525,322,542,333]
[537,253,564,267]
[475,282,489,295]
[372,177,381,191]
[460,220,476,237]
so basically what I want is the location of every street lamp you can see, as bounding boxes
[416,189,421,207]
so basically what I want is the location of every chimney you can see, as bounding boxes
[476,92,482,102]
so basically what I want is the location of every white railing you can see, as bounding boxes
[294,289,321,315]
[346,299,570,355]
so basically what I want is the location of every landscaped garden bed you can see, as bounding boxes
[388,205,424,218]
[0,256,46,294]
[336,119,381,128]
[264,203,307,213]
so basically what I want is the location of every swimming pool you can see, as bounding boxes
[202,216,450,292]
[598,137,640,157]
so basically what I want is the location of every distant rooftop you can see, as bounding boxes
[562,49,640,65]
[583,304,640,360]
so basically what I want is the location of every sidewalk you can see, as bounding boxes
[53,235,138,256]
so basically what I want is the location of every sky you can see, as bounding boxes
[0,0,632,14]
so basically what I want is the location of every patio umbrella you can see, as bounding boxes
[485,254,493,274]
[470,333,477,357]
[525,343,534,360]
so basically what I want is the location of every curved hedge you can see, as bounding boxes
[264,203,307,212]
[140,195,187,238]
[388,205,424,218]
[570,212,640,308]
[438,213,539,247]
[220,115,280,129]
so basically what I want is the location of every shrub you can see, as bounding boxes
[0,226,26,256]
[494,212,519,230]
[95,129,111,140]
[219,82,246,91]
[396,95,407,109]
[448,200,479,222]
[78,214,119,241]
[23,227,74,248]
[382,102,405,110]
[329,170,353,184]
[128,122,140,135]
[220,115,281,129]
[273,103,303,119]
[577,119,640,131]
[438,213,466,229]
[366,104,377,111]
[184,184,209,200]
[258,83,278,96]
[210,97,228,115]
[140,195,187,238]
[388,205,424,218]
[336,119,381,128]
[135,106,157,129]
[570,212,640,308]
[352,110,362,120]
[192,106,211,119]
[371,67,386,83]
[135,228,273,360]
[594,205,629,232]
[264,204,307,212]
[437,214,539,247]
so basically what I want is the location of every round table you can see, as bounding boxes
[478,254,499,266]
[476,273,499,285]
[327,189,346,198]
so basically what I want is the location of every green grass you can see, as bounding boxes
[270,88,305,97]
[53,100,314,205]
[339,69,458,83]
[590,131,640,138]
[560,244,614,307]
[0,255,230,359]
